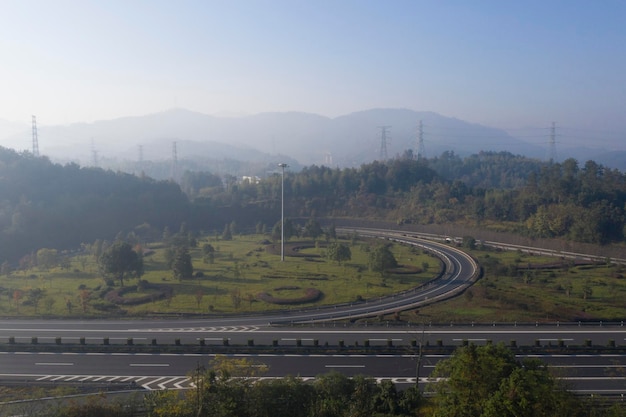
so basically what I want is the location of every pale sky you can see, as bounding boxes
[1,0,625,137]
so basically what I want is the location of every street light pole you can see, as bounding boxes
[278,163,288,261]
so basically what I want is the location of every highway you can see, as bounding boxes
[1,321,626,347]
[0,349,624,395]
[0,229,624,396]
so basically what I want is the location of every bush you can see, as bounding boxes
[257,288,322,305]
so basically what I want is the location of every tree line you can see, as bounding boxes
[1,146,624,266]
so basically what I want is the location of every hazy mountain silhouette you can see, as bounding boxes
[1,108,621,171]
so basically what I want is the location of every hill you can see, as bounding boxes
[0,108,558,175]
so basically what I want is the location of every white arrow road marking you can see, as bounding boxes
[158,377,182,390]
[142,377,166,391]
[129,326,260,332]
[174,378,192,389]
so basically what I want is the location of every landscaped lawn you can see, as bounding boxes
[0,235,439,317]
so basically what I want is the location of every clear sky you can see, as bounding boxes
[1,0,625,137]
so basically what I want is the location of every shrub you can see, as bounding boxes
[257,288,322,305]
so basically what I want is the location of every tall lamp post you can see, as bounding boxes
[278,163,288,261]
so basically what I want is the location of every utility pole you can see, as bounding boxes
[278,163,288,261]
[31,115,39,157]
[377,125,391,160]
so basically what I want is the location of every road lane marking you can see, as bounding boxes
[142,377,166,390]
[35,362,73,366]
[159,377,182,389]
[369,338,403,342]
[174,378,192,389]
[325,365,365,368]
[130,363,170,367]
[280,338,315,341]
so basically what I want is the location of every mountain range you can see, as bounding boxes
[1,108,624,174]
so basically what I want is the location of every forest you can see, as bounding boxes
[0,146,625,267]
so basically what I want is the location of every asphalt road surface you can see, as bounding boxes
[0,349,624,395]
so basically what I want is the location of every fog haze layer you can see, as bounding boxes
[1,108,624,172]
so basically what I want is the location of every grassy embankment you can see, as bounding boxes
[410,245,626,323]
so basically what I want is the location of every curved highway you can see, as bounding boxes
[269,228,480,323]
[1,228,625,397]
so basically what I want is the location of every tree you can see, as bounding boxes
[326,224,337,241]
[462,236,476,250]
[36,248,59,270]
[272,218,297,242]
[194,288,204,309]
[303,218,323,239]
[78,289,91,313]
[99,241,143,287]
[202,243,215,256]
[202,243,215,264]
[326,242,352,265]
[432,343,581,417]
[221,223,233,241]
[27,288,44,314]
[368,244,398,276]
[172,246,193,281]
[1,261,12,276]
[13,290,23,313]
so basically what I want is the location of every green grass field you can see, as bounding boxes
[410,246,626,323]
[0,235,439,317]
[2,235,625,323]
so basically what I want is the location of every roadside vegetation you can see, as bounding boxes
[3,349,624,417]
[409,243,626,323]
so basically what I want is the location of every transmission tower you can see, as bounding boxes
[91,138,99,167]
[547,121,557,163]
[324,152,333,166]
[416,120,426,160]
[31,115,39,157]
[377,125,391,160]
[171,141,178,181]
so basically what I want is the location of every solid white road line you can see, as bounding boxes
[130,363,170,367]
[35,362,73,366]
[325,365,366,368]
